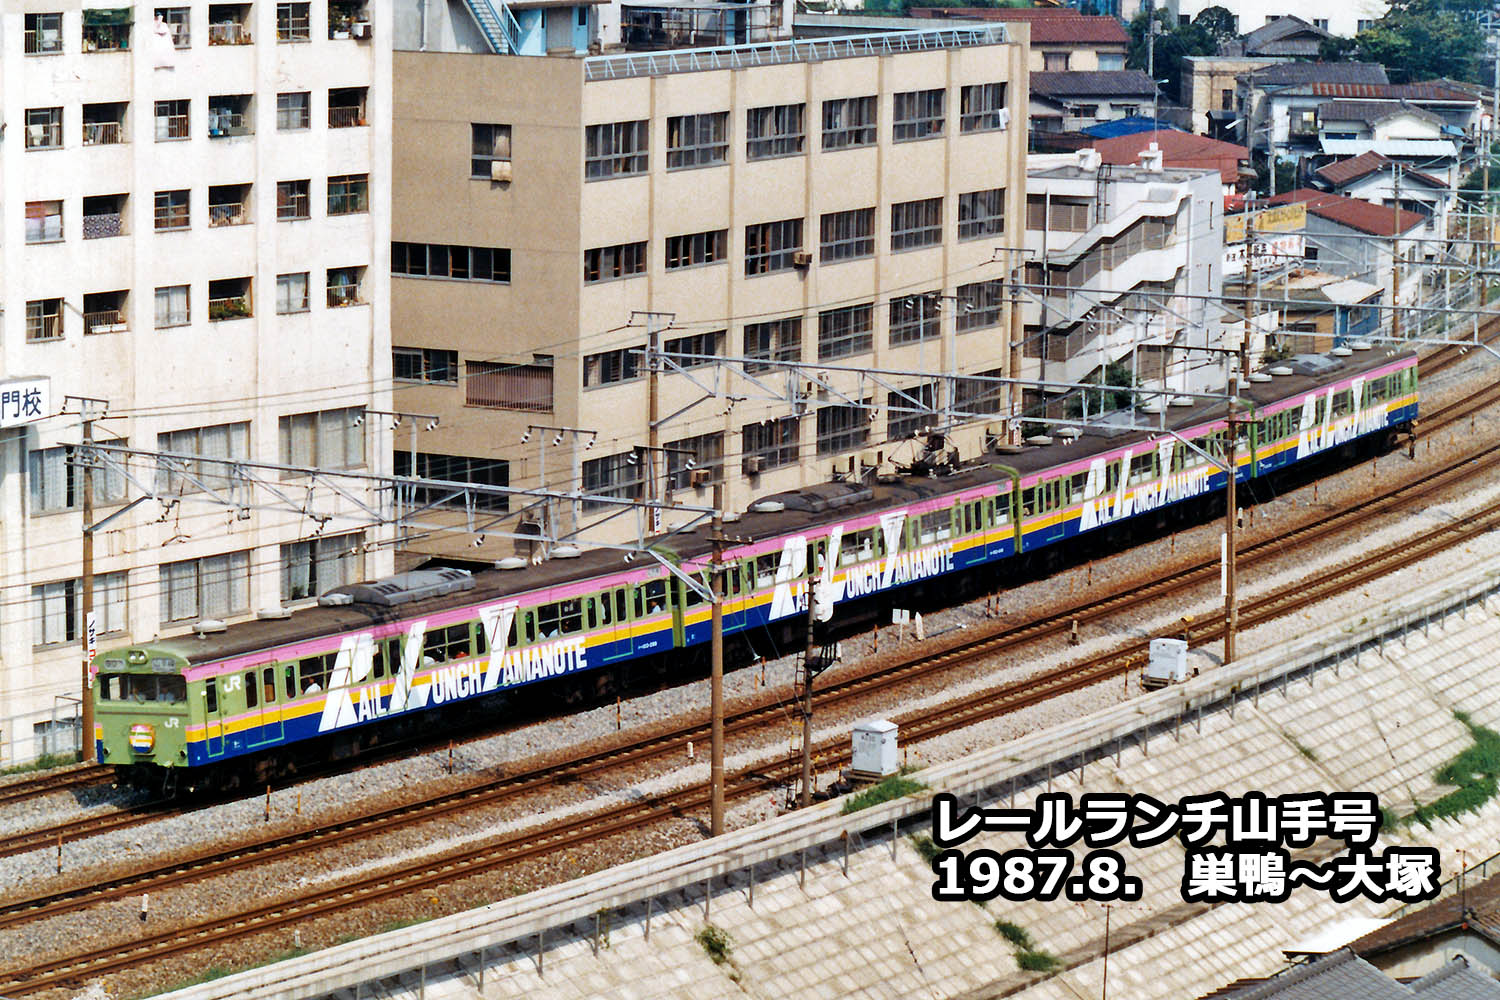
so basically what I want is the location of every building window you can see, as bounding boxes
[83,102,126,144]
[394,452,510,511]
[666,432,724,490]
[327,174,369,215]
[29,443,127,513]
[83,194,127,239]
[822,96,877,150]
[888,383,938,440]
[155,285,190,328]
[1313,18,1328,29]
[277,2,310,41]
[956,279,1005,332]
[958,188,1005,241]
[156,422,250,493]
[277,179,311,221]
[328,87,367,128]
[24,12,64,54]
[465,357,554,411]
[1043,52,1070,71]
[208,94,253,137]
[818,303,874,360]
[585,120,648,180]
[747,103,804,159]
[665,230,727,270]
[891,198,942,252]
[207,277,252,321]
[156,6,190,46]
[394,347,459,384]
[33,573,127,648]
[743,317,802,371]
[1072,104,1099,120]
[155,99,190,141]
[472,123,512,178]
[584,242,647,284]
[1027,195,1091,232]
[25,108,63,150]
[888,292,940,347]
[1220,88,1234,111]
[281,532,363,603]
[279,407,366,470]
[662,330,723,367]
[25,200,63,244]
[893,89,944,142]
[960,83,1008,133]
[583,347,642,387]
[1357,18,1374,31]
[25,299,63,342]
[1098,53,1124,70]
[276,272,309,314]
[581,452,642,509]
[208,3,253,44]
[953,367,1007,416]
[819,208,875,263]
[816,403,869,456]
[327,266,365,307]
[83,289,129,334]
[742,417,799,470]
[391,242,511,283]
[83,9,131,51]
[278,92,311,131]
[329,0,364,38]
[667,112,729,170]
[208,183,251,227]
[160,551,250,624]
[744,218,803,276]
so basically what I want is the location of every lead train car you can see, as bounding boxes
[94,349,1417,785]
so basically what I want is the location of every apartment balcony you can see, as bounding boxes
[208,294,251,321]
[208,111,252,138]
[328,105,366,129]
[83,121,123,146]
[326,283,363,308]
[82,213,124,239]
[84,309,128,335]
[208,203,249,227]
[208,22,253,45]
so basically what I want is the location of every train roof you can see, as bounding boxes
[127,346,1413,667]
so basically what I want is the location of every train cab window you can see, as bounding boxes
[205,678,219,713]
[99,674,122,701]
[245,671,259,709]
[104,673,186,703]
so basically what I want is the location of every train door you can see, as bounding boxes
[251,663,283,745]
[603,587,634,662]
[203,676,225,758]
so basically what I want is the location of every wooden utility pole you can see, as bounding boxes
[709,484,725,836]
[80,412,96,763]
[799,548,821,808]
[635,312,674,534]
[1224,347,1243,665]
[1392,166,1402,341]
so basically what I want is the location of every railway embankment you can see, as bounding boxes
[144,554,1500,1000]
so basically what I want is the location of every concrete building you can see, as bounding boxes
[1181,55,1275,137]
[1261,189,1426,292]
[905,8,1127,73]
[1090,128,1252,206]
[1165,0,1388,40]
[390,19,1028,553]
[0,2,395,757]
[1314,151,1457,243]
[1019,151,1225,401]
[1030,70,1158,135]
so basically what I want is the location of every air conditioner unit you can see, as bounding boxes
[351,20,372,39]
[792,251,813,268]
[689,467,713,488]
[996,108,1011,131]
[490,159,513,183]
[742,455,765,475]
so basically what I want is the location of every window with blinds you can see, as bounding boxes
[281,531,364,603]
[29,442,127,513]
[33,572,127,648]
[466,358,554,411]
[160,551,249,624]
[278,408,365,471]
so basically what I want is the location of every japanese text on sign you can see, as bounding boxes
[0,377,50,429]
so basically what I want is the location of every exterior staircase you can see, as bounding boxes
[462,0,522,53]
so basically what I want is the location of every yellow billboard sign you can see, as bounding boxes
[1224,202,1307,244]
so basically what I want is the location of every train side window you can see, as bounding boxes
[299,654,330,693]
[994,492,1010,526]
[205,678,219,713]
[597,593,612,627]
[634,587,645,620]
[755,554,778,589]
[681,576,705,607]
[1020,487,1035,518]
[262,667,276,704]
[644,580,667,615]
[244,670,259,709]
[587,597,599,630]
[1128,453,1153,484]
[371,644,386,679]
[615,589,627,622]
[283,664,296,699]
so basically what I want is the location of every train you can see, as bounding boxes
[93,347,1418,790]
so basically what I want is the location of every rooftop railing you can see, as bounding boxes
[583,25,1008,82]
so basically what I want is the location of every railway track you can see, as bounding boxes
[0,765,113,809]
[6,379,1500,994]
[8,477,1500,997]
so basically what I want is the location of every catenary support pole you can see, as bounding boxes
[710,483,725,837]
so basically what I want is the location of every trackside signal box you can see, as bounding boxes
[851,719,899,779]
[1143,638,1189,689]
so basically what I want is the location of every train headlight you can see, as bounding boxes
[126,650,148,665]
[128,723,155,754]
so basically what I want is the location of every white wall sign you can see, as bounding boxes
[0,377,51,428]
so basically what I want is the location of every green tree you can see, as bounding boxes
[1193,6,1239,48]
[1127,9,1220,99]
[1351,0,1483,83]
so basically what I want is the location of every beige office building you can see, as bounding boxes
[392,22,1027,551]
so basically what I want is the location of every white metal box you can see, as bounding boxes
[852,719,899,778]
[1146,638,1189,685]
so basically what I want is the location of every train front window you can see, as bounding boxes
[99,673,186,703]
